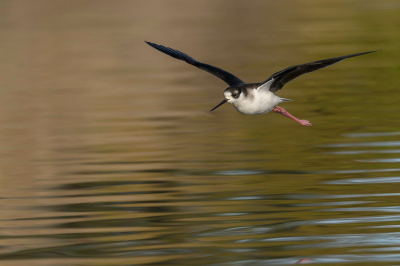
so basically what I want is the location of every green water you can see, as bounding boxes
[1,1,400,265]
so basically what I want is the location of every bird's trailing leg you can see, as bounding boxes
[273,106,312,126]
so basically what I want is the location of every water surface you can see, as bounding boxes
[1,1,400,265]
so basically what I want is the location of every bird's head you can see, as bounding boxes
[224,87,243,103]
[210,87,243,111]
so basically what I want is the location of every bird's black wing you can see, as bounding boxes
[146,41,245,86]
[259,50,378,93]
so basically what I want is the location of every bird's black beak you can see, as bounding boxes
[210,99,228,111]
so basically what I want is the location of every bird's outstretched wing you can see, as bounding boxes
[258,50,378,93]
[146,41,245,86]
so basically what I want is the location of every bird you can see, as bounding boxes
[145,41,377,126]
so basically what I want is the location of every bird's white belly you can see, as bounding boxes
[234,91,281,115]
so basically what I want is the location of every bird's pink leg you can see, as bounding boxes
[296,258,312,264]
[273,106,312,126]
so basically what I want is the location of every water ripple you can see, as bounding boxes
[344,132,400,138]
[325,176,400,184]
[315,168,400,174]
[326,206,400,213]
[357,158,400,163]
[323,141,400,148]
[325,149,400,155]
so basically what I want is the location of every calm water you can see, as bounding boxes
[1,1,400,265]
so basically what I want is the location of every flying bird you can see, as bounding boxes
[146,41,377,126]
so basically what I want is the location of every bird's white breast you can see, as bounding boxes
[234,89,281,115]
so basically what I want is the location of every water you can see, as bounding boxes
[1,1,400,265]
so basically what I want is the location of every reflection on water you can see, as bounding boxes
[323,141,400,148]
[357,158,400,163]
[344,132,400,138]
[1,0,400,265]
[326,176,400,184]
[325,149,400,155]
